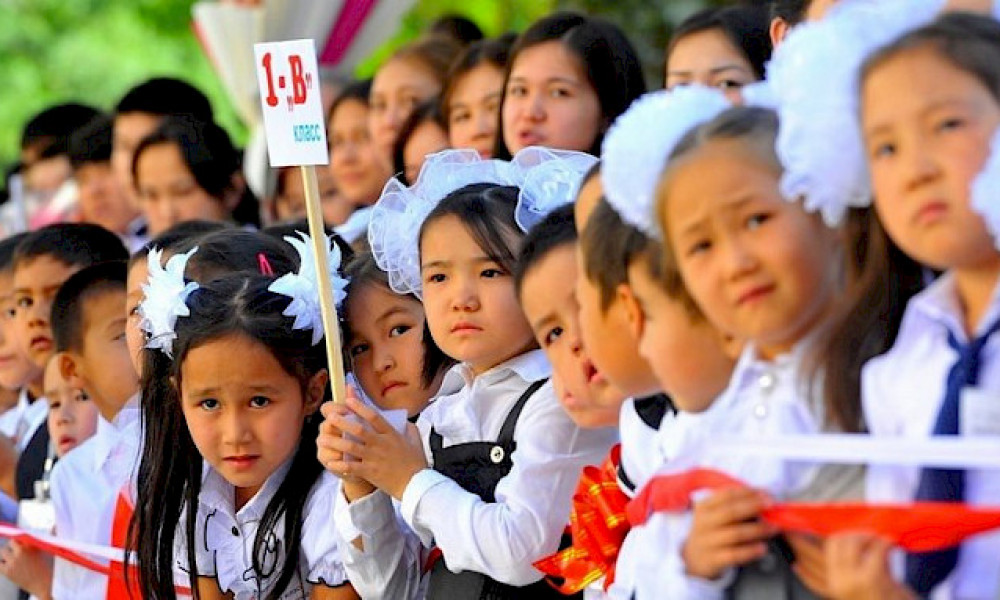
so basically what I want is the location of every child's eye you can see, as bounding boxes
[507,84,527,98]
[198,398,220,411]
[74,391,88,402]
[746,213,770,230]
[15,297,31,309]
[549,87,571,99]
[936,117,964,133]
[249,396,270,408]
[716,79,744,90]
[128,305,140,318]
[425,273,446,284]
[450,110,470,125]
[543,326,564,347]
[389,325,411,338]
[349,342,370,357]
[870,141,896,160]
[48,401,61,411]
[481,268,505,279]
[686,240,712,257]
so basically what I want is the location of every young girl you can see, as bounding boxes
[392,102,450,185]
[271,165,348,227]
[665,5,771,102]
[136,246,354,599]
[132,115,260,236]
[847,12,1000,599]
[442,36,513,159]
[494,13,646,159]
[319,149,617,599]
[368,36,460,161]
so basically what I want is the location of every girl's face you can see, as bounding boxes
[180,333,325,508]
[329,99,392,208]
[126,259,149,378]
[663,140,841,360]
[135,142,229,236]
[420,215,535,374]
[45,357,98,458]
[862,46,1000,272]
[276,166,348,226]
[502,41,603,155]
[0,270,40,390]
[346,282,441,417]
[666,29,759,103]
[628,255,737,413]
[369,57,443,159]
[448,64,505,158]
[403,121,450,184]
[519,243,623,428]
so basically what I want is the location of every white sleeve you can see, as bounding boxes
[627,512,729,600]
[301,473,349,587]
[334,485,427,599]
[400,384,618,586]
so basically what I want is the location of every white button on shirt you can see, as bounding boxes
[177,461,348,600]
[863,273,1000,600]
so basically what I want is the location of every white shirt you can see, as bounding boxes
[49,397,141,600]
[176,462,347,599]
[618,396,671,498]
[0,389,48,452]
[863,272,1000,600]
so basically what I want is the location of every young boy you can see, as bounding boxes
[47,261,139,599]
[10,223,127,502]
[67,115,142,251]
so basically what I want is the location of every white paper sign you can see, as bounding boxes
[253,39,329,167]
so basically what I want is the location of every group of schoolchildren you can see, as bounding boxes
[2,0,1000,598]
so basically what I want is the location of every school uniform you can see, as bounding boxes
[617,395,673,498]
[621,342,863,600]
[176,461,348,600]
[863,272,1000,600]
[48,397,140,600]
[342,350,613,599]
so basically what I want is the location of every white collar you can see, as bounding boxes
[440,349,551,392]
[200,457,295,524]
[909,271,1000,341]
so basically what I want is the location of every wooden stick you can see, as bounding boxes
[299,165,347,404]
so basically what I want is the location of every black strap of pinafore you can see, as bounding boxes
[429,378,547,454]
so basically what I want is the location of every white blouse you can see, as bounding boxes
[177,462,348,599]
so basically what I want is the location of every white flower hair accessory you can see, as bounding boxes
[601,86,732,239]
[139,246,199,358]
[268,232,349,346]
[764,0,945,227]
[369,147,596,297]
[971,127,1000,250]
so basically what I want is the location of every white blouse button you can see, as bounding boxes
[490,446,505,464]
[758,372,776,392]
[753,403,768,419]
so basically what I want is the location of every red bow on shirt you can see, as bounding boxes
[533,445,631,593]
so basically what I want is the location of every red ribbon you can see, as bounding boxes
[627,468,1000,552]
[533,445,631,593]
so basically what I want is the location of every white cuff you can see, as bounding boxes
[400,469,450,539]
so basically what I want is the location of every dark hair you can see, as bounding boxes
[861,12,1000,105]
[68,114,114,170]
[132,274,327,600]
[579,199,649,311]
[14,223,128,271]
[343,251,454,388]
[770,0,811,27]
[0,233,30,273]
[327,79,373,126]
[21,103,101,159]
[51,261,127,353]
[419,182,524,278]
[131,115,261,228]
[392,101,448,185]
[128,220,232,269]
[514,203,577,298]
[261,221,355,265]
[494,12,647,159]
[429,14,484,46]
[175,229,299,284]
[667,6,772,80]
[114,77,214,123]
[384,36,462,91]
[441,36,514,125]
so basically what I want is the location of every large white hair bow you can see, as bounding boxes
[139,247,199,358]
[268,232,349,346]
[368,146,596,297]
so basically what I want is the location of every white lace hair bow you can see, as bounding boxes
[601,86,733,239]
[764,0,945,227]
[369,146,596,297]
[268,232,349,346]
[139,246,199,358]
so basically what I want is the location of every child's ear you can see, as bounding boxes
[769,17,790,47]
[57,352,86,390]
[305,370,330,414]
[615,282,644,341]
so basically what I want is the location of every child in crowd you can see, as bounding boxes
[495,13,646,159]
[131,115,260,235]
[10,224,127,502]
[319,149,616,599]
[442,36,513,158]
[271,165,346,227]
[393,103,450,186]
[0,233,42,448]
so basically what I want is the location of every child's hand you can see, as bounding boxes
[681,487,776,581]
[787,533,830,597]
[321,393,428,501]
[825,533,915,600]
[0,541,53,599]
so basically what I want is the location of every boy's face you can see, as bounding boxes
[13,256,81,371]
[0,270,41,390]
[126,260,148,378]
[519,243,624,428]
[45,355,98,457]
[73,290,139,415]
[76,161,139,235]
[628,255,738,413]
